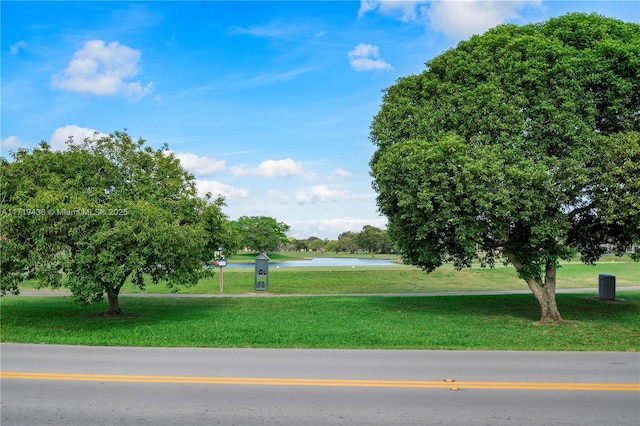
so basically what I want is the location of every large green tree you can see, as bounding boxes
[1,131,236,314]
[232,215,290,253]
[369,13,639,323]
[335,231,358,254]
[356,225,392,254]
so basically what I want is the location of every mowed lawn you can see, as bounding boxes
[1,259,638,351]
[1,293,638,351]
[116,258,638,295]
[10,254,638,295]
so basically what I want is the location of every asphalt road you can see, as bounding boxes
[1,344,638,425]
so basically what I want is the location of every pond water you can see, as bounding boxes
[225,258,397,268]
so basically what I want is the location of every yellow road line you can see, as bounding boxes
[1,372,638,392]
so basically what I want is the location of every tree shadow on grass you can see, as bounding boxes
[369,294,541,322]
[6,293,638,327]
[557,293,640,322]
[368,292,640,323]
[86,296,244,323]
[1,296,243,334]
[2,293,637,349]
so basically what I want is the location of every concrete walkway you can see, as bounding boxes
[11,286,640,298]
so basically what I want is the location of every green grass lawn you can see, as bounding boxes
[13,254,638,295]
[1,292,638,351]
[113,258,638,295]
[2,256,637,351]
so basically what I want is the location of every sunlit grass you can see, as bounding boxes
[1,292,638,351]
[14,256,638,295]
[120,259,638,295]
[5,254,637,351]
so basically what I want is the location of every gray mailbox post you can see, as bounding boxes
[254,253,270,291]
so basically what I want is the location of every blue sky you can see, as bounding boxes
[2,1,639,239]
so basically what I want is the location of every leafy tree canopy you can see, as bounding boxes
[1,131,236,314]
[356,225,393,253]
[369,13,639,322]
[232,215,290,253]
[336,231,358,254]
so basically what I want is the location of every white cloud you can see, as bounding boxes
[358,0,378,18]
[289,217,388,240]
[296,185,350,205]
[51,40,152,99]
[50,125,107,151]
[196,179,249,200]
[230,158,307,178]
[348,43,392,71]
[10,41,27,55]
[174,152,226,176]
[330,168,353,179]
[242,68,315,87]
[180,68,314,96]
[229,20,325,41]
[359,0,420,21]
[1,136,28,152]
[229,22,305,39]
[267,189,292,204]
[426,0,542,39]
[358,0,542,40]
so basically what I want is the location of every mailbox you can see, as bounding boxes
[254,253,270,291]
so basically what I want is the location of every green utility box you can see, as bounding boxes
[254,253,269,291]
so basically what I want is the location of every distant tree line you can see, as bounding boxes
[286,225,393,254]
[228,218,393,255]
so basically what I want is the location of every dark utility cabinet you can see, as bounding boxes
[254,253,269,291]
[598,274,616,300]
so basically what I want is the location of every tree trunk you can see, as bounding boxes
[104,275,129,315]
[523,268,563,324]
[506,254,563,323]
[104,275,128,315]
[106,291,121,315]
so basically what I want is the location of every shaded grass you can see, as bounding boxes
[1,292,638,351]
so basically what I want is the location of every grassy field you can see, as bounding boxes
[114,257,638,295]
[2,255,637,351]
[1,292,638,351]
[12,253,638,295]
